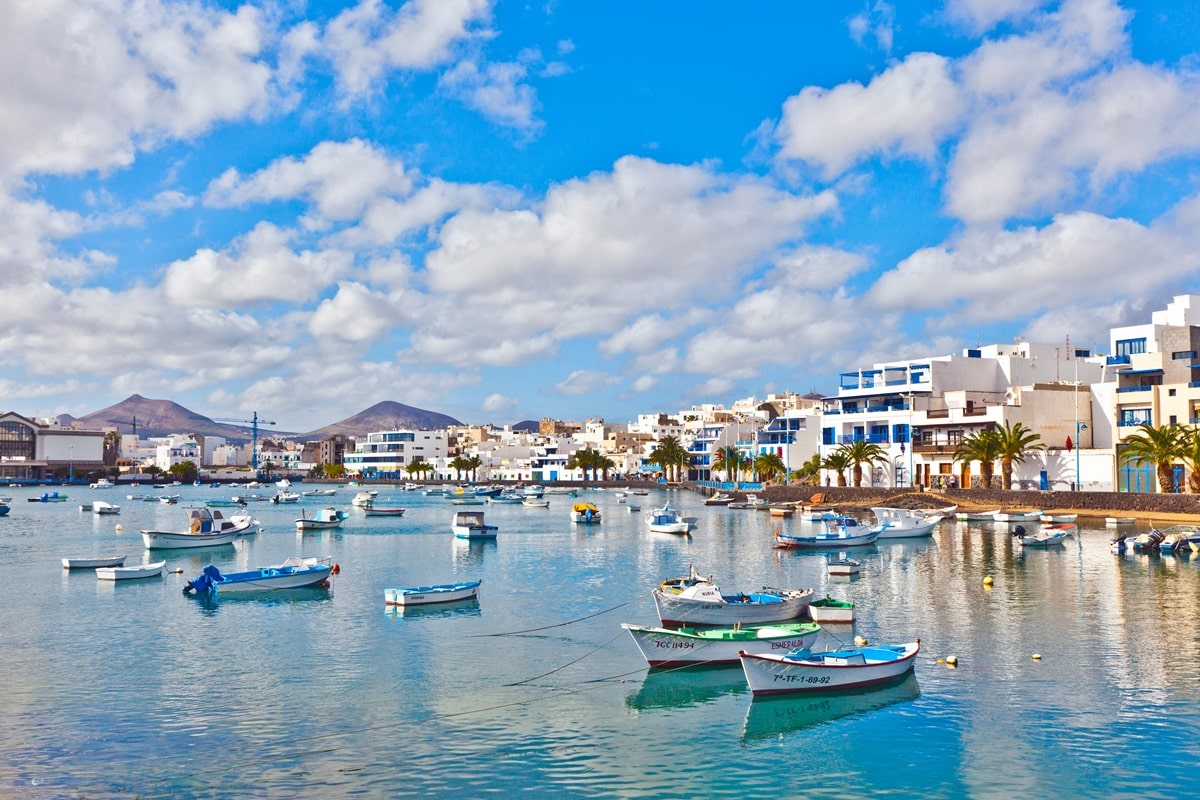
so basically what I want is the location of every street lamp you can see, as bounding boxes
[1075,421,1087,492]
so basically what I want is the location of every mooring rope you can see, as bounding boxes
[468,595,640,637]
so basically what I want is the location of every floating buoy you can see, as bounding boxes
[173,568,184,574]
[854,635,868,646]
[115,524,123,531]
[332,563,340,575]
[983,575,993,586]
[946,655,958,667]
[1032,653,1042,660]
[936,658,946,664]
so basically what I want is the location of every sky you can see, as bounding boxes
[5,0,1200,433]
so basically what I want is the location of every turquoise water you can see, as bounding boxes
[2,486,1198,798]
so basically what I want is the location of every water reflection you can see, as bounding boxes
[625,666,748,711]
[741,673,920,742]
[384,598,482,620]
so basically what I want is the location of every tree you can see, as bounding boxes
[168,461,198,483]
[568,448,598,481]
[464,454,483,482]
[648,437,690,483]
[753,451,787,484]
[821,449,852,487]
[712,445,742,484]
[1182,431,1200,493]
[407,459,433,481]
[993,421,1044,490]
[322,463,346,479]
[954,429,1000,489]
[837,439,889,488]
[448,456,470,481]
[1121,422,1189,493]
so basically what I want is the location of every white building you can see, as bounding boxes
[344,430,449,477]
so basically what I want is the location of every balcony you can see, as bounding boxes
[1116,385,1153,393]
[1107,354,1131,366]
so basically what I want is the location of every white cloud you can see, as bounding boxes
[439,59,540,130]
[162,221,352,307]
[629,375,658,393]
[555,370,618,396]
[600,315,678,357]
[0,0,273,178]
[308,282,400,341]
[775,52,961,178]
[481,393,517,413]
[943,0,1047,33]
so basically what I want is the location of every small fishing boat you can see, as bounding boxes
[570,502,602,524]
[302,488,337,497]
[807,595,855,623]
[384,579,482,606]
[1013,523,1074,547]
[769,504,795,518]
[29,491,68,502]
[955,509,1001,522]
[774,517,879,549]
[653,566,813,627]
[869,507,940,539]
[486,493,525,504]
[1040,513,1078,524]
[271,491,301,504]
[703,492,735,506]
[96,561,167,581]
[1106,517,1136,526]
[351,491,378,507]
[1156,524,1200,552]
[621,621,822,668]
[739,640,921,696]
[521,497,550,508]
[728,494,771,510]
[295,507,349,530]
[62,555,126,570]
[183,556,336,594]
[797,505,836,522]
[826,558,861,576]
[992,509,1043,524]
[452,510,498,539]
[363,506,406,517]
[645,504,690,534]
[142,508,259,549]
[92,500,121,515]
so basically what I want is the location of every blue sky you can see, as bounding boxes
[5,0,1200,433]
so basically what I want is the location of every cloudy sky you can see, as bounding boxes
[4,0,1200,432]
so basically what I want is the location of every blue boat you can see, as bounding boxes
[183,556,336,595]
[383,579,482,606]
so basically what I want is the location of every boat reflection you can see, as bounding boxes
[625,666,748,711]
[741,672,920,742]
[187,585,332,612]
[384,597,481,620]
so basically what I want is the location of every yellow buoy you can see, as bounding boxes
[936,658,946,664]
[854,635,868,646]
[114,524,122,531]
[946,655,958,667]
[983,575,994,586]
[1032,653,1042,660]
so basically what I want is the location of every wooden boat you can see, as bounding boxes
[703,492,735,506]
[741,673,920,742]
[774,518,879,549]
[769,505,795,518]
[1014,523,1074,547]
[728,494,771,510]
[645,504,689,534]
[826,558,861,576]
[62,555,126,570]
[96,561,167,581]
[993,509,1043,524]
[621,621,822,668]
[521,497,550,508]
[363,506,406,517]
[869,507,940,539]
[296,507,349,530]
[384,579,482,606]
[653,566,813,627]
[955,509,1000,522]
[807,595,855,623]
[183,556,335,594]
[142,508,259,549]
[92,500,121,515]
[1156,525,1200,552]
[570,502,602,524]
[739,640,921,696]
[452,510,498,539]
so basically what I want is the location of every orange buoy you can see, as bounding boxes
[332,563,340,575]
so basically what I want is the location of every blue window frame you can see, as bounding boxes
[1115,338,1147,357]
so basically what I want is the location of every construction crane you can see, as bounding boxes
[213,412,277,472]
[113,417,139,435]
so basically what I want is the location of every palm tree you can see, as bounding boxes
[712,445,741,484]
[406,459,433,481]
[649,436,690,483]
[464,454,483,482]
[953,429,1000,489]
[596,453,616,481]
[837,440,889,488]
[568,448,598,481]
[993,421,1044,490]
[1121,422,1189,493]
[821,449,852,487]
[753,452,786,484]
[1182,430,1200,493]
[448,456,471,481]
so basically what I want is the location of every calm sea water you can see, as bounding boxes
[1,485,1198,799]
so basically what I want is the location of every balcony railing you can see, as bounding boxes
[1116,385,1153,393]
[1107,354,1131,366]
[837,433,891,445]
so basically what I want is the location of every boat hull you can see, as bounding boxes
[97,561,166,581]
[653,589,813,627]
[740,641,920,696]
[807,598,855,623]
[62,555,126,569]
[384,580,481,606]
[774,531,879,549]
[141,530,238,549]
[622,622,821,668]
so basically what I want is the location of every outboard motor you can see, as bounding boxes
[1012,525,1027,539]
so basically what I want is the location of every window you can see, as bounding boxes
[1169,388,1177,397]
[0,421,36,460]
[1115,338,1147,357]
[893,423,910,444]
[822,427,835,445]
[1172,350,1196,360]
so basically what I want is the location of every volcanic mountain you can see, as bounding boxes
[69,394,280,442]
[298,401,463,441]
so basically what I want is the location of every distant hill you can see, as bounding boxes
[512,420,539,432]
[299,401,463,441]
[70,394,281,442]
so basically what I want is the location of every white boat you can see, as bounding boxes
[1040,513,1078,523]
[645,504,690,534]
[826,558,861,576]
[993,509,1043,524]
[774,518,879,549]
[570,502,602,524]
[1156,525,1200,552]
[621,621,822,668]
[451,496,485,505]
[955,509,1001,522]
[62,555,126,570]
[807,595,856,623]
[703,492,735,506]
[869,507,940,539]
[92,500,121,515]
[183,556,335,594]
[452,510,498,539]
[142,508,259,549]
[351,491,378,507]
[295,507,349,530]
[739,640,921,696]
[89,478,115,490]
[1106,517,1136,526]
[271,491,301,504]
[363,506,406,517]
[728,494,771,510]
[1014,523,1074,547]
[384,579,482,606]
[96,561,167,581]
[652,566,813,627]
[302,488,337,497]
[797,505,836,522]
[522,497,550,508]
[487,493,525,504]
